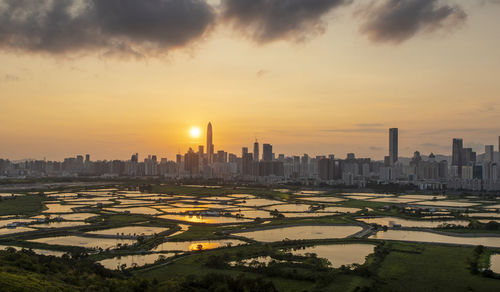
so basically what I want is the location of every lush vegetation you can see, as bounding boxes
[0,195,46,216]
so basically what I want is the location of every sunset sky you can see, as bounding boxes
[0,0,499,161]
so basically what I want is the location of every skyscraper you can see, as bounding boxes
[452,138,463,177]
[253,140,259,162]
[485,145,494,163]
[206,122,214,164]
[389,128,398,165]
[263,144,273,161]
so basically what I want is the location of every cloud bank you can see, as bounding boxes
[0,0,216,57]
[0,0,473,58]
[220,0,351,43]
[358,0,467,44]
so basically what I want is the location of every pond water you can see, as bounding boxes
[116,199,155,205]
[485,204,500,209]
[296,197,346,203]
[322,207,362,214]
[229,256,290,267]
[0,227,36,235]
[235,209,272,219]
[98,253,176,270]
[103,207,162,215]
[29,236,136,249]
[30,213,98,221]
[369,230,500,248]
[32,221,88,229]
[57,213,98,221]
[344,195,375,200]
[490,254,500,273]
[152,239,247,252]
[280,212,339,218]
[234,225,363,242]
[462,213,500,218]
[43,204,87,213]
[64,198,115,203]
[47,193,79,199]
[288,244,375,268]
[157,205,208,213]
[398,195,447,200]
[412,201,480,207]
[228,194,256,199]
[0,193,24,197]
[236,198,285,207]
[357,217,469,228]
[369,198,419,204]
[264,204,313,213]
[87,226,169,236]
[0,245,66,257]
[168,224,190,237]
[158,214,253,224]
[0,219,34,227]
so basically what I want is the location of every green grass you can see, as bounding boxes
[375,242,500,292]
[0,195,46,216]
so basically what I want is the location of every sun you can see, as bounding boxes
[189,126,201,139]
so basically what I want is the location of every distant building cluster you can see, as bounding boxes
[1,124,499,191]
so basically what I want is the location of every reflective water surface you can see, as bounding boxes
[289,244,375,268]
[370,230,500,248]
[152,239,247,252]
[29,236,136,249]
[87,226,169,236]
[357,217,469,228]
[235,225,362,242]
[98,253,176,270]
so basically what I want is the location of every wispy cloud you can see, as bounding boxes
[322,128,386,133]
[3,74,20,82]
[420,128,500,135]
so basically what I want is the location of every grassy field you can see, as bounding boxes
[375,242,500,291]
[0,195,46,216]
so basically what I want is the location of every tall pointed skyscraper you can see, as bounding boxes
[207,122,214,164]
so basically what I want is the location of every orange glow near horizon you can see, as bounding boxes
[189,127,201,139]
[0,3,499,161]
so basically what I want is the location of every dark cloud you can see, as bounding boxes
[221,0,352,43]
[357,0,467,44]
[0,0,216,57]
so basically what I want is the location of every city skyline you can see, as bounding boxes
[1,1,500,160]
[1,123,499,163]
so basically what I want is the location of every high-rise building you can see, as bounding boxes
[452,138,463,177]
[242,147,248,157]
[485,145,494,163]
[206,122,214,164]
[389,128,398,165]
[263,144,273,161]
[242,153,253,175]
[184,148,199,175]
[253,140,259,162]
[462,148,476,165]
